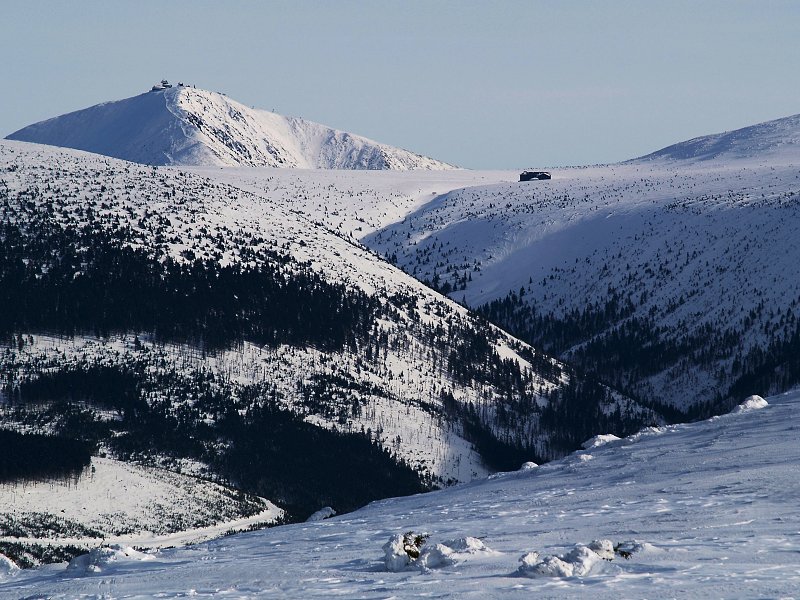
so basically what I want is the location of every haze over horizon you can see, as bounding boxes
[2,0,799,168]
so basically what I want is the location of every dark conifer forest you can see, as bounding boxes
[0,429,92,483]
[0,220,377,353]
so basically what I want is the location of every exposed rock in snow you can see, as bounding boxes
[582,434,621,449]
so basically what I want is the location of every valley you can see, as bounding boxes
[1,88,799,597]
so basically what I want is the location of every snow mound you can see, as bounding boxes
[383,533,495,572]
[67,545,153,575]
[734,395,768,413]
[519,552,575,577]
[582,434,621,450]
[614,540,661,557]
[306,507,337,522]
[518,539,615,578]
[586,539,615,560]
[441,537,494,555]
[417,543,455,570]
[627,425,668,442]
[488,462,538,479]
[0,553,19,580]
[572,453,593,463]
[383,532,429,572]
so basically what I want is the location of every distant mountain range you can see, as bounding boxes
[6,83,454,170]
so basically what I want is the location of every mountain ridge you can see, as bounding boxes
[354,115,800,412]
[6,85,455,170]
[632,112,800,162]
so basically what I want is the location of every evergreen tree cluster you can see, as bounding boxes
[0,152,670,517]
[9,361,430,521]
[219,401,430,520]
[478,284,800,425]
[0,217,377,353]
[0,429,93,483]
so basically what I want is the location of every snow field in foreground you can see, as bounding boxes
[2,389,797,598]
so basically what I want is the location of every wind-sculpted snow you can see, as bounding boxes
[6,86,454,170]
[3,388,798,598]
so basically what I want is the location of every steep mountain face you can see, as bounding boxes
[5,86,454,170]
[634,112,800,162]
[0,141,655,535]
[361,115,800,415]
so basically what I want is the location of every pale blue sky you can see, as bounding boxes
[2,1,798,168]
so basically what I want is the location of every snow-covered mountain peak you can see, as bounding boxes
[5,84,455,170]
[634,112,800,163]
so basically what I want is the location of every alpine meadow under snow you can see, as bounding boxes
[2,82,800,598]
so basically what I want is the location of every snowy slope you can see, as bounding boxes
[361,124,800,410]
[1,140,650,501]
[0,457,280,558]
[189,165,517,238]
[189,142,800,413]
[635,112,800,162]
[5,86,454,170]
[2,390,797,597]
